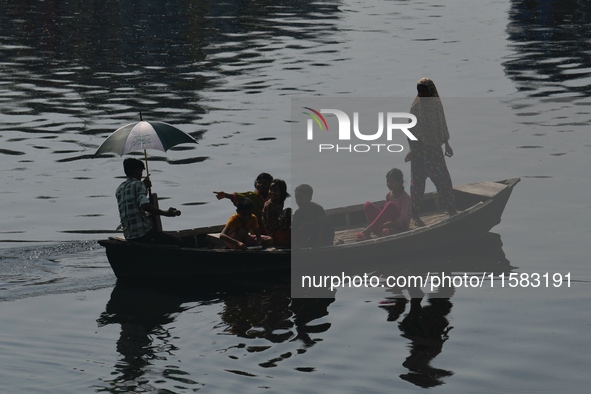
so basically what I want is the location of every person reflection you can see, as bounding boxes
[290,297,334,347]
[96,284,189,390]
[380,285,455,388]
[219,286,334,366]
[377,232,513,387]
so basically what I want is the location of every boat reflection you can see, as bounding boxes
[97,278,333,390]
[96,232,511,389]
[377,232,514,388]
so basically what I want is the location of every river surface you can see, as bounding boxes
[1,0,590,393]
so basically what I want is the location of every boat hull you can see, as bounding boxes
[101,242,290,281]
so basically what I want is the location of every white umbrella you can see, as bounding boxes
[94,113,197,177]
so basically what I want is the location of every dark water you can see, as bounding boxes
[1,0,590,392]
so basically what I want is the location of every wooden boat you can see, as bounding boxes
[98,178,520,281]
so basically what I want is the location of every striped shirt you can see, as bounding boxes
[116,178,152,239]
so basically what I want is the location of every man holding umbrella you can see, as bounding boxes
[116,158,181,245]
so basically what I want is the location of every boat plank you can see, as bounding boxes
[333,209,450,244]
[454,181,506,198]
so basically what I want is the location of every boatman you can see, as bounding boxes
[115,158,181,245]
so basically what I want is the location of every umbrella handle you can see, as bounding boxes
[143,149,150,178]
[143,148,153,200]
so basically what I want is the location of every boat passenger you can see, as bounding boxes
[261,179,292,247]
[115,158,181,245]
[220,197,271,250]
[292,184,334,248]
[356,168,412,241]
[214,172,273,229]
[405,78,457,226]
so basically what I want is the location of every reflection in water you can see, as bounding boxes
[505,0,591,97]
[398,294,454,388]
[96,283,197,392]
[97,234,510,390]
[219,289,334,370]
[97,280,333,391]
[503,1,591,184]
[220,291,333,352]
[378,232,514,388]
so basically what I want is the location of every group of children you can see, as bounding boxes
[215,173,335,250]
[214,167,416,249]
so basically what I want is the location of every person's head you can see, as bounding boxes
[254,172,273,195]
[269,179,290,202]
[294,184,313,207]
[123,158,145,179]
[235,197,254,220]
[416,78,439,97]
[386,168,404,192]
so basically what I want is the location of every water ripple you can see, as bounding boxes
[0,241,114,301]
[504,1,591,98]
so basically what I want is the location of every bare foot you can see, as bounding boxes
[358,228,373,241]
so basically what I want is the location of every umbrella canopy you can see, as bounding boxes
[95,120,197,157]
[94,119,197,177]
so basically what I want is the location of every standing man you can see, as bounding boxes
[116,158,181,245]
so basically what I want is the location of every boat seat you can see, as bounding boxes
[206,233,226,247]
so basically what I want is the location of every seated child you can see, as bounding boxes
[213,172,272,229]
[261,179,292,247]
[292,184,334,248]
[220,197,271,249]
[357,168,411,241]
